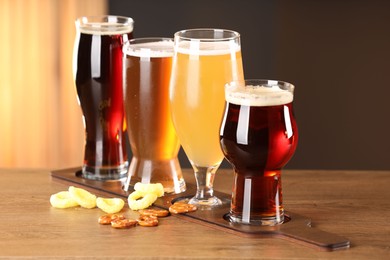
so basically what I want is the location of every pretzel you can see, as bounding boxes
[169,202,197,214]
[111,218,138,229]
[137,215,159,227]
[138,209,169,218]
[98,214,125,225]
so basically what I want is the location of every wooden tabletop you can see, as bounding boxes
[0,168,389,259]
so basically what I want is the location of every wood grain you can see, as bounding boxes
[0,168,389,259]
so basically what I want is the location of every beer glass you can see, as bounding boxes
[220,80,298,225]
[123,38,185,194]
[170,29,244,206]
[73,15,133,180]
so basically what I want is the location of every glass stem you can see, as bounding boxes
[192,165,218,201]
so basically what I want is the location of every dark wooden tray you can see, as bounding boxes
[51,167,350,251]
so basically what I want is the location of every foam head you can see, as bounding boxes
[123,39,174,58]
[176,40,241,56]
[225,80,294,107]
[76,16,133,35]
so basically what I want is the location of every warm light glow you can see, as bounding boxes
[0,0,107,169]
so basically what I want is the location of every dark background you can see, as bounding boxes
[110,0,390,170]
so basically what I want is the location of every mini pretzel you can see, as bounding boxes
[98,214,125,225]
[169,202,197,214]
[138,209,169,217]
[111,218,138,229]
[137,215,159,227]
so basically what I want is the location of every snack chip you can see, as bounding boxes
[96,197,125,214]
[50,191,79,209]
[68,186,97,209]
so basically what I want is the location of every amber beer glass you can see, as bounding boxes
[220,80,298,225]
[73,15,133,180]
[123,38,185,193]
[170,29,244,206]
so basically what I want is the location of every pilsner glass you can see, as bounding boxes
[220,80,298,225]
[169,29,244,206]
[73,15,133,180]
[123,38,185,194]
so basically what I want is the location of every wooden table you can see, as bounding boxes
[0,168,389,259]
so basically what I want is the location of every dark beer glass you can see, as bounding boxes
[220,80,298,225]
[73,15,134,180]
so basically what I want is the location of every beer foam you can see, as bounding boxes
[78,22,133,35]
[124,40,174,58]
[176,41,241,56]
[226,85,294,106]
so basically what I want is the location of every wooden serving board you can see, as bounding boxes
[51,167,350,251]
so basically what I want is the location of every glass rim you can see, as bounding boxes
[174,28,240,42]
[122,37,174,57]
[124,37,173,45]
[75,15,134,34]
[226,79,295,92]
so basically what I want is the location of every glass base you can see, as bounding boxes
[124,157,186,194]
[189,196,222,207]
[226,212,284,226]
[81,162,128,181]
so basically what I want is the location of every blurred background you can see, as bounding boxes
[1,0,389,170]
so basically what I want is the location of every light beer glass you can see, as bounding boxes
[123,38,185,194]
[220,80,298,225]
[73,15,133,180]
[170,29,244,206]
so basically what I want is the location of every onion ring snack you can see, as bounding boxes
[128,191,158,210]
[96,197,125,214]
[50,191,79,209]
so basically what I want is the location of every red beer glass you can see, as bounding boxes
[220,80,298,225]
[73,15,134,180]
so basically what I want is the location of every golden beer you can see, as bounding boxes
[123,38,185,193]
[169,29,244,205]
[170,47,244,167]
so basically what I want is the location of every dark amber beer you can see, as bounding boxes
[123,38,185,193]
[220,80,298,225]
[73,16,133,180]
